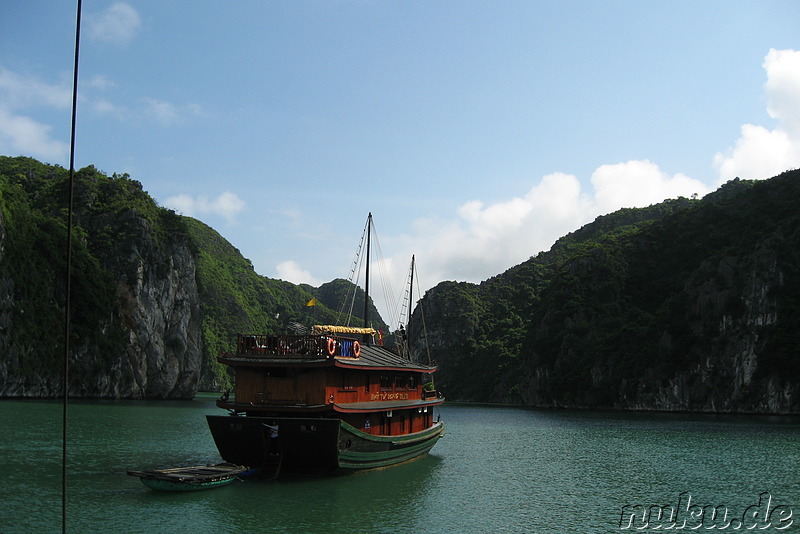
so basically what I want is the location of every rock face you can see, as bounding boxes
[518,246,796,413]
[0,161,202,399]
[0,159,364,399]
[96,209,202,399]
[0,206,202,399]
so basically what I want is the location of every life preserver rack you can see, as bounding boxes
[234,333,363,359]
[336,338,361,359]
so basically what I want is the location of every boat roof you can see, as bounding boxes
[333,397,443,413]
[335,344,437,373]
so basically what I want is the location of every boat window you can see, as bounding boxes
[380,375,392,391]
[394,375,405,390]
[266,368,289,378]
[341,371,356,390]
[382,414,391,435]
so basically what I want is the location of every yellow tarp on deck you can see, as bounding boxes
[311,325,377,335]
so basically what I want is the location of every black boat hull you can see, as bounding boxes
[206,415,444,475]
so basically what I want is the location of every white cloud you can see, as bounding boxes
[591,160,707,213]
[91,98,119,115]
[0,63,203,163]
[713,125,796,182]
[407,163,709,285]
[714,48,800,182]
[286,159,709,323]
[0,68,70,160]
[163,191,246,224]
[86,2,142,46]
[143,98,179,126]
[0,106,69,160]
[276,260,323,286]
[84,74,115,91]
[82,93,203,125]
[289,47,800,305]
[764,48,800,138]
[400,49,800,289]
[0,67,71,110]
[140,98,204,126]
[262,49,800,324]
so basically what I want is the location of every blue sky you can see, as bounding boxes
[2,1,800,325]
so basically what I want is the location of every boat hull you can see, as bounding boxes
[127,463,246,492]
[206,415,444,476]
[337,420,444,470]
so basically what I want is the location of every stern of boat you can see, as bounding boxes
[206,415,341,475]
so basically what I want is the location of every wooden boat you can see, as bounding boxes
[127,463,246,492]
[206,214,444,476]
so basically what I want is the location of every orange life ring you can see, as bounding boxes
[326,337,336,356]
[352,340,361,358]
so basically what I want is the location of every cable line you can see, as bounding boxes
[63,1,83,532]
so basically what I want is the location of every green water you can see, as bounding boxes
[1,396,798,533]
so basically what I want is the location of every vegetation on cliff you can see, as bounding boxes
[415,170,800,413]
[0,156,382,397]
[0,158,128,387]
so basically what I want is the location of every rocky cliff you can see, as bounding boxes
[0,158,202,398]
[0,156,370,399]
[93,208,202,399]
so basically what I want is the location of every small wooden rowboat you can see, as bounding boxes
[127,463,246,492]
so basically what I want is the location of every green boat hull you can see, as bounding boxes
[337,421,445,470]
[128,463,246,492]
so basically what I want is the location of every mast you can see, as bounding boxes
[403,255,415,360]
[407,255,415,332]
[362,213,372,345]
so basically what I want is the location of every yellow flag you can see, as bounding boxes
[306,297,317,307]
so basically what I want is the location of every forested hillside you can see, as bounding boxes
[0,156,382,398]
[2,155,798,413]
[413,170,800,413]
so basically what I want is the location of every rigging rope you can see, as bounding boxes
[412,260,435,370]
[398,256,414,329]
[368,220,400,330]
[336,215,403,332]
[336,216,368,326]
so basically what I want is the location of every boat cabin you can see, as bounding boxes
[216,327,442,437]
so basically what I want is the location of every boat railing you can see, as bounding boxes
[422,389,442,400]
[236,333,362,359]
